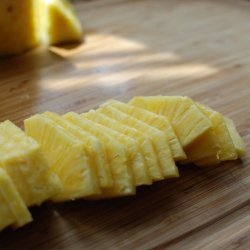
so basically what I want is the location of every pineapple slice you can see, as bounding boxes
[82,111,148,186]
[0,0,38,56]
[84,111,159,183]
[38,0,83,45]
[0,121,61,206]
[130,96,220,162]
[64,112,135,198]
[130,96,213,147]
[43,111,112,189]
[103,100,186,161]
[97,106,179,179]
[0,168,32,231]
[224,117,246,157]
[24,114,100,202]
[195,104,237,165]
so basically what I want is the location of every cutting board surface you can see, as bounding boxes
[0,0,249,249]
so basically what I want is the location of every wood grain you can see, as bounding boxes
[0,0,249,249]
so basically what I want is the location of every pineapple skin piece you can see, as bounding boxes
[64,112,136,199]
[0,169,32,231]
[0,0,38,56]
[43,111,112,189]
[24,114,101,202]
[39,0,83,45]
[103,100,186,161]
[82,111,149,186]
[224,117,246,157]
[0,121,62,206]
[97,106,179,179]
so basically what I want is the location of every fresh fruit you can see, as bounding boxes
[38,0,83,45]
[0,0,38,56]
[195,104,237,166]
[102,100,186,161]
[0,168,32,231]
[84,110,157,183]
[43,111,112,189]
[83,111,150,186]
[0,120,61,206]
[0,0,82,56]
[64,112,135,198]
[224,117,246,157]
[96,105,179,179]
[24,114,101,202]
[130,96,220,162]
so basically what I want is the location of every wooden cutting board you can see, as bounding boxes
[0,0,249,249]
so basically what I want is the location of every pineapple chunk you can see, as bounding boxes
[0,121,61,206]
[103,100,186,161]
[195,104,237,165]
[64,112,135,198]
[130,96,212,147]
[24,114,100,202]
[0,0,38,56]
[224,117,246,157]
[84,111,158,183]
[97,105,179,179]
[0,169,32,231]
[43,111,112,189]
[38,0,83,45]
[82,111,148,186]
[130,96,220,162]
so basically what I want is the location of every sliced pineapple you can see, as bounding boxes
[24,114,100,202]
[82,111,148,186]
[96,105,179,179]
[64,112,135,198]
[224,117,246,157]
[0,168,32,231]
[38,0,83,45]
[84,110,159,183]
[102,100,186,161]
[130,96,220,162]
[43,111,112,189]
[0,121,61,206]
[195,104,237,165]
[0,0,38,56]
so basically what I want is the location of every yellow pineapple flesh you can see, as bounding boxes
[83,111,149,186]
[0,0,38,56]
[0,121,61,206]
[43,111,112,189]
[24,114,100,202]
[0,168,32,231]
[64,112,135,199]
[103,100,186,161]
[84,110,158,183]
[130,96,213,148]
[97,106,179,179]
[38,0,83,45]
[224,117,246,157]
[196,104,237,165]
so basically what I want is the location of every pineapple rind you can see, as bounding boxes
[0,168,32,230]
[103,100,186,161]
[24,114,100,202]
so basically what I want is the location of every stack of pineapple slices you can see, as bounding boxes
[0,96,245,231]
